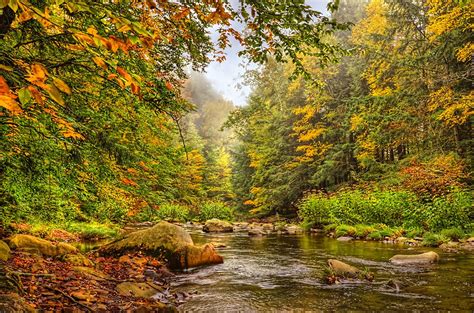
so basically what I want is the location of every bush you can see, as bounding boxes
[422,232,447,247]
[368,231,383,240]
[406,227,423,238]
[154,204,190,222]
[198,201,234,221]
[298,189,472,234]
[354,224,376,238]
[440,227,465,241]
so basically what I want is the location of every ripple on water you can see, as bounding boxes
[175,231,474,312]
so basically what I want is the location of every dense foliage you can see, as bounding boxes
[227,0,473,224]
[0,0,346,227]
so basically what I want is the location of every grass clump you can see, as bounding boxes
[354,224,376,238]
[335,225,356,237]
[422,232,447,247]
[65,222,119,240]
[440,227,465,241]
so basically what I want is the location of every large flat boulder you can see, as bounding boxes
[202,219,233,233]
[389,251,439,265]
[8,234,77,257]
[100,221,223,270]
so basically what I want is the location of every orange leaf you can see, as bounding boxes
[117,66,132,82]
[92,56,108,70]
[0,95,23,115]
[165,81,173,90]
[131,82,140,95]
[27,86,44,104]
[121,177,138,186]
[0,76,14,97]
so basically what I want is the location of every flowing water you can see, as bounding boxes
[173,229,474,312]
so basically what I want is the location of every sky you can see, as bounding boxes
[203,0,330,107]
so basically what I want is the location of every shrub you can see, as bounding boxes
[406,227,423,238]
[298,194,335,226]
[323,223,338,232]
[154,204,190,222]
[425,191,473,231]
[198,201,234,221]
[368,231,383,240]
[422,232,447,247]
[440,227,465,241]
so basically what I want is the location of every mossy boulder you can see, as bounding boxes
[61,253,94,267]
[100,221,223,270]
[8,234,77,257]
[116,282,163,298]
[202,219,233,233]
[389,251,439,265]
[0,240,11,261]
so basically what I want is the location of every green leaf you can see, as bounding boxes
[18,88,32,105]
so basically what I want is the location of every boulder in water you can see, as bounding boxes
[202,219,233,233]
[336,236,354,242]
[99,221,223,270]
[327,259,360,277]
[389,251,439,265]
[8,234,77,257]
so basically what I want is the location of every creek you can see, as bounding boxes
[172,228,473,312]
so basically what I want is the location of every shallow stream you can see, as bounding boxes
[173,229,474,312]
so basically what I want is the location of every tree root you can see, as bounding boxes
[45,286,93,312]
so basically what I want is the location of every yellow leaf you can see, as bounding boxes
[0,64,13,72]
[0,95,23,115]
[44,84,64,106]
[53,77,72,95]
[92,56,107,70]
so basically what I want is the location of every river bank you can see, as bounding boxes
[1,219,473,312]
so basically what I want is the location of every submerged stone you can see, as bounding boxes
[336,236,354,242]
[202,219,233,233]
[389,251,439,265]
[8,234,77,257]
[100,221,223,270]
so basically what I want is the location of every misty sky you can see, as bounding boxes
[203,0,330,107]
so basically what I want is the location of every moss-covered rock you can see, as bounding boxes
[61,253,94,267]
[0,240,11,261]
[100,221,223,270]
[202,219,233,233]
[389,251,439,265]
[8,234,77,257]
[116,282,163,298]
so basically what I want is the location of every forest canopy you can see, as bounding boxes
[0,0,472,236]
